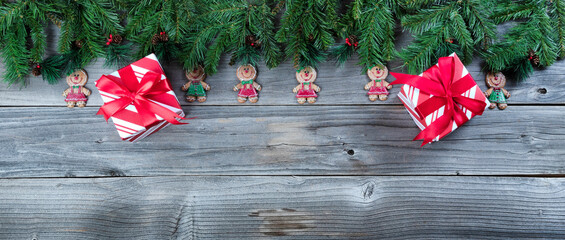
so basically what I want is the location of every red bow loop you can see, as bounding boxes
[390,54,486,146]
[96,65,187,126]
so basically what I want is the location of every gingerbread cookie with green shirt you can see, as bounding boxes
[181,65,210,103]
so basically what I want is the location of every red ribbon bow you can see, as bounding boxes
[96,65,187,126]
[390,54,486,146]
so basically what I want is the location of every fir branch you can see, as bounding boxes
[401,0,495,72]
[399,0,448,12]
[492,1,537,23]
[485,0,559,80]
[531,8,557,66]
[104,42,132,68]
[127,0,197,62]
[399,25,447,74]
[256,3,282,68]
[549,0,565,58]
[204,24,233,74]
[276,0,337,69]
[448,10,473,64]
[28,18,46,63]
[461,0,496,50]
[401,3,453,34]
[183,23,226,71]
[39,54,67,84]
[0,0,59,85]
[1,28,30,86]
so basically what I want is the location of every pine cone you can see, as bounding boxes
[348,35,358,44]
[112,34,123,44]
[73,40,83,49]
[348,34,359,50]
[151,34,160,45]
[31,67,41,76]
[245,35,256,45]
[160,32,169,42]
[245,35,261,48]
[528,49,540,66]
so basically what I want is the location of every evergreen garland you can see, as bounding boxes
[275,0,338,69]
[332,0,397,72]
[182,0,281,74]
[3,0,565,87]
[126,0,197,63]
[55,0,124,75]
[484,0,565,81]
[399,0,496,74]
[228,1,281,70]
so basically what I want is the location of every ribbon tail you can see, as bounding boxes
[135,98,188,125]
[414,114,452,147]
[96,108,111,122]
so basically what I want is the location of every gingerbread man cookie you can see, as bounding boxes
[484,72,510,110]
[293,66,320,104]
[365,65,392,101]
[233,64,261,103]
[62,69,91,108]
[181,65,210,103]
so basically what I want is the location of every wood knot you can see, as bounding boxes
[537,88,547,94]
[362,182,375,200]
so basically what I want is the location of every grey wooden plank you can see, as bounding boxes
[1,176,565,239]
[0,105,563,177]
[0,23,562,106]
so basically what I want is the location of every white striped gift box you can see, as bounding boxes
[397,53,490,143]
[96,54,184,142]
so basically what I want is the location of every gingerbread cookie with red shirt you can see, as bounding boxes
[293,66,320,104]
[63,69,91,108]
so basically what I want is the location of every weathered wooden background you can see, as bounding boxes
[1,22,565,239]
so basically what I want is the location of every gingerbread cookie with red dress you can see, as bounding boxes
[233,64,261,103]
[293,66,320,104]
[62,69,91,108]
[365,65,392,101]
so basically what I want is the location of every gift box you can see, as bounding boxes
[95,54,186,142]
[390,53,489,146]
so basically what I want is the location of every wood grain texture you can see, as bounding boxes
[0,105,563,178]
[1,176,565,239]
[0,24,562,106]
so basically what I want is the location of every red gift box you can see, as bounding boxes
[391,53,490,146]
[95,54,186,142]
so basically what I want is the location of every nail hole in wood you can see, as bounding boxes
[347,149,355,155]
[537,88,547,94]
